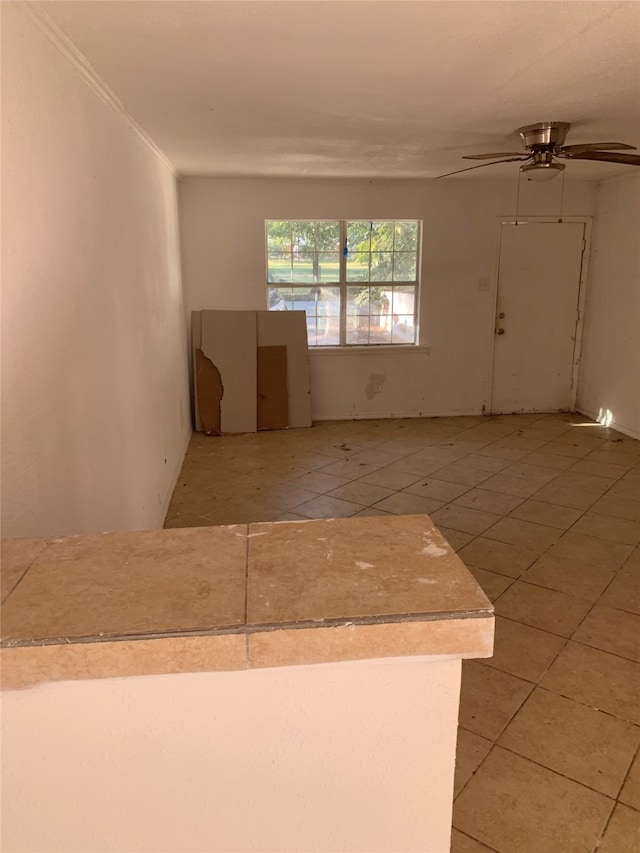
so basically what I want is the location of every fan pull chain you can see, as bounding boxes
[558,168,566,222]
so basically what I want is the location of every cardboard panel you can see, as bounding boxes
[195,348,223,435]
[257,346,288,430]
[200,311,257,434]
[256,311,312,428]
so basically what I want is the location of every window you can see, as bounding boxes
[266,220,420,346]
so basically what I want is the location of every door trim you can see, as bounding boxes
[485,216,592,414]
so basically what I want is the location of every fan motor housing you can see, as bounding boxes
[518,121,571,150]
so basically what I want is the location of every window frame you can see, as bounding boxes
[265,219,421,348]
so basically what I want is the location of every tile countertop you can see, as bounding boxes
[0,515,494,688]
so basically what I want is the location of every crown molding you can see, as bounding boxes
[17,1,176,176]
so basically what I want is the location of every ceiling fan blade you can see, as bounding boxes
[462,152,525,160]
[560,142,636,154]
[565,151,640,166]
[436,157,531,178]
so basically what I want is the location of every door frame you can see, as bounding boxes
[483,216,592,415]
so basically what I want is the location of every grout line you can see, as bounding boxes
[1,540,49,604]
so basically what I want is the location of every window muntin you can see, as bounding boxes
[266,219,420,347]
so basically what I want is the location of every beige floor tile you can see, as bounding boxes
[520,450,578,471]
[552,471,614,495]
[572,604,640,662]
[478,474,540,498]
[458,660,533,740]
[325,480,394,507]
[454,728,493,797]
[294,494,362,519]
[591,494,640,523]
[499,688,640,797]
[619,748,640,810]
[610,475,640,501]
[545,531,634,571]
[345,448,407,467]
[600,565,640,616]
[316,458,382,480]
[274,511,308,521]
[467,567,514,603]
[371,491,443,516]
[570,459,630,481]
[597,803,640,853]
[571,512,640,546]
[523,553,615,604]
[508,499,582,529]
[450,828,495,852]
[453,747,613,853]
[484,616,566,682]
[351,507,392,518]
[386,454,452,477]
[359,466,423,490]
[458,538,539,578]
[431,505,502,536]
[495,581,592,637]
[403,477,471,502]
[286,471,351,494]
[462,454,510,474]
[544,440,593,459]
[426,463,491,487]
[532,482,601,511]
[163,511,207,529]
[454,488,525,515]
[260,484,321,511]
[500,461,559,486]
[541,642,640,725]
[436,527,476,551]
[476,445,530,462]
[483,517,560,552]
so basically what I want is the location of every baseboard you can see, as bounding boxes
[576,407,640,441]
[311,410,483,422]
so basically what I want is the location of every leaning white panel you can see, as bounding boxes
[201,310,257,433]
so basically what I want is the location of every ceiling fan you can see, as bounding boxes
[437,121,640,180]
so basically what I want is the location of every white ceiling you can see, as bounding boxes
[40,0,640,180]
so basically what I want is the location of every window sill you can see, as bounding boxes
[308,345,431,356]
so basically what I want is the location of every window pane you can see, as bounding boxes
[293,252,316,282]
[347,221,371,252]
[392,252,417,281]
[268,253,292,282]
[347,285,370,314]
[394,221,418,252]
[318,252,340,282]
[370,221,394,252]
[306,316,319,347]
[346,314,370,345]
[370,253,393,282]
[292,221,317,252]
[316,222,340,252]
[369,315,392,345]
[346,253,370,281]
[391,315,416,344]
[268,287,288,311]
[390,285,416,318]
[266,221,291,253]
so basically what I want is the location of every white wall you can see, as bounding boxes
[1,4,191,538]
[2,656,461,853]
[179,176,595,420]
[577,173,640,439]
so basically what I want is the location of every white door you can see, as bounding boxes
[490,221,586,414]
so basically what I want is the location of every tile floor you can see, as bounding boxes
[165,412,640,853]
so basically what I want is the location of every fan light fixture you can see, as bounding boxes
[520,162,566,182]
